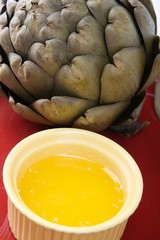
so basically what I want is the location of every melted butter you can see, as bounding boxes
[17,155,124,227]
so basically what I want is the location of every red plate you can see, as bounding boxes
[0,84,160,240]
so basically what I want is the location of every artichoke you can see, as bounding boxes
[0,0,160,135]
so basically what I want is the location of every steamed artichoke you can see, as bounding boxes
[0,0,160,134]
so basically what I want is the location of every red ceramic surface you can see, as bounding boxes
[0,83,160,240]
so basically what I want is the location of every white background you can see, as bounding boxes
[152,0,160,35]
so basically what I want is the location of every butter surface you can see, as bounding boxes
[18,155,124,227]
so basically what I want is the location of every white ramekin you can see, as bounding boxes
[3,128,143,240]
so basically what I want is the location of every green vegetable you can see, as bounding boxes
[0,0,160,135]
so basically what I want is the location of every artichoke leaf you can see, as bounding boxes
[39,0,62,11]
[33,0,63,16]
[61,0,89,32]
[155,79,160,119]
[137,0,157,28]
[22,0,64,42]
[100,46,146,104]
[0,27,14,54]
[125,93,146,122]
[129,0,156,59]
[118,0,131,10]
[0,62,35,104]
[119,0,157,26]
[113,90,146,124]
[9,53,54,99]
[28,39,68,77]
[23,11,48,42]
[6,0,17,18]
[0,9,7,26]
[14,0,32,13]
[73,101,129,132]
[0,0,6,12]
[9,95,53,125]
[55,54,107,101]
[105,5,142,59]
[87,0,118,27]
[38,12,70,42]
[140,53,160,93]
[67,15,108,59]
[9,10,34,57]
[32,96,96,125]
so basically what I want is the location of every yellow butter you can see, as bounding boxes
[17,155,124,227]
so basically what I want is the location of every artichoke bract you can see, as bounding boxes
[0,0,160,135]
